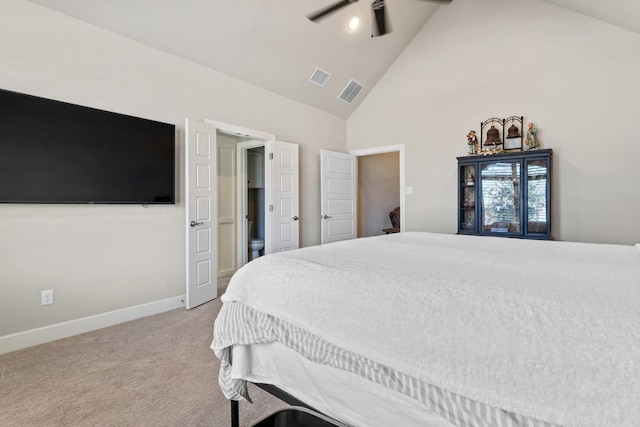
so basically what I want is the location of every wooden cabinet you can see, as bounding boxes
[247,150,264,189]
[457,149,552,239]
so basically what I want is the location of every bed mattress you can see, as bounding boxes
[213,232,640,427]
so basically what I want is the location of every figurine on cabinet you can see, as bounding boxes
[466,130,478,154]
[466,172,475,186]
[526,122,539,150]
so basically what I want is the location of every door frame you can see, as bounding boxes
[350,144,406,233]
[236,139,267,267]
[204,120,276,141]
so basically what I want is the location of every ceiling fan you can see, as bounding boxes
[307,0,452,37]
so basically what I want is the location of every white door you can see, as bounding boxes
[321,149,357,244]
[185,119,217,309]
[266,140,299,253]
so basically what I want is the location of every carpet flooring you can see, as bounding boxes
[0,279,287,426]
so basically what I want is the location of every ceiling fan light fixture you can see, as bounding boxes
[347,16,360,31]
[307,0,453,39]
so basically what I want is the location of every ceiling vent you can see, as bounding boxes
[337,79,364,104]
[308,68,332,88]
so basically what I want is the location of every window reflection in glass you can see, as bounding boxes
[527,160,548,234]
[480,161,521,233]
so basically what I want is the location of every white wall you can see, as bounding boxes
[347,0,640,245]
[0,0,346,338]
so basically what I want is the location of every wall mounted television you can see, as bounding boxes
[0,88,175,204]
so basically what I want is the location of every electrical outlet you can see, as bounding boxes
[41,289,54,306]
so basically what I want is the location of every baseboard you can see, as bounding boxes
[0,295,186,355]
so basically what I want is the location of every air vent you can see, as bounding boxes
[308,68,332,88]
[337,79,364,104]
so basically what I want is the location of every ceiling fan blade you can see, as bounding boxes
[371,0,390,37]
[307,0,359,22]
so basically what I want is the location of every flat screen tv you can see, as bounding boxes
[0,88,175,204]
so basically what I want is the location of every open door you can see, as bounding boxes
[185,119,218,309]
[320,149,357,244]
[266,140,300,253]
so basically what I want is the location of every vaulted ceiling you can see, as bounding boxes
[26,0,640,119]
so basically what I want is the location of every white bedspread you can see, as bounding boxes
[221,232,640,427]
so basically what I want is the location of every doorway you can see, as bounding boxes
[352,144,405,238]
[234,139,300,267]
[216,133,270,277]
[357,151,400,237]
[236,140,268,267]
[321,145,405,244]
[206,120,275,279]
[206,120,299,277]
[215,134,269,276]
[187,119,299,307]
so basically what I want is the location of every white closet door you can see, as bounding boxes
[320,149,356,244]
[185,119,217,309]
[266,140,299,253]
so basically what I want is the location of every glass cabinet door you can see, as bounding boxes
[526,159,549,236]
[459,164,476,231]
[480,161,521,234]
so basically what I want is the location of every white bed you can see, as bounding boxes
[230,343,455,427]
[213,232,640,427]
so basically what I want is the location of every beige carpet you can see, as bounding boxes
[0,279,287,427]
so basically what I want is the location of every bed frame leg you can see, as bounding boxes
[230,400,239,427]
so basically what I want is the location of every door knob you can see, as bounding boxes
[322,215,332,219]
[190,220,203,227]
[292,216,299,221]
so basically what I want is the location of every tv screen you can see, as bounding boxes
[0,89,175,204]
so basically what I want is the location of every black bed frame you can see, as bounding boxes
[230,382,325,427]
